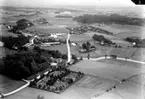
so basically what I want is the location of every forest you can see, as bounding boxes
[73,14,144,25]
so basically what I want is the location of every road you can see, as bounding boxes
[66,32,72,63]
[23,35,37,47]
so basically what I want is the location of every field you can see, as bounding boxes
[0,26,17,37]
[41,44,68,54]
[0,75,27,94]
[109,47,138,58]
[4,75,117,99]
[26,25,69,34]
[70,34,92,42]
[1,6,145,99]
[85,32,132,47]
[5,59,145,99]
[132,48,145,62]
[92,23,144,39]
[69,60,143,82]
[69,59,144,99]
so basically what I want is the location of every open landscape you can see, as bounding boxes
[0,1,145,99]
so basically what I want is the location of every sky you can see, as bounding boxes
[0,0,135,7]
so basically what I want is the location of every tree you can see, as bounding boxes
[16,19,33,30]
[82,41,91,52]
[34,46,41,54]
[93,34,104,42]
[87,53,90,59]
[72,54,78,62]
[82,43,87,50]
[86,41,91,51]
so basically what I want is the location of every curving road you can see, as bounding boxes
[23,35,38,47]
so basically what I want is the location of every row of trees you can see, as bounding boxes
[125,37,145,47]
[92,34,115,45]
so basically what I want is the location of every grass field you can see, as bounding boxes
[131,48,145,62]
[41,44,68,54]
[70,34,92,42]
[109,47,137,58]
[0,75,27,94]
[115,31,142,39]
[26,25,69,34]
[85,32,119,40]
[4,59,144,99]
[69,60,143,82]
[4,75,117,99]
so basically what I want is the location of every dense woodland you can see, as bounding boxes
[73,14,144,25]
[9,19,34,33]
[0,46,69,80]
[1,35,30,50]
